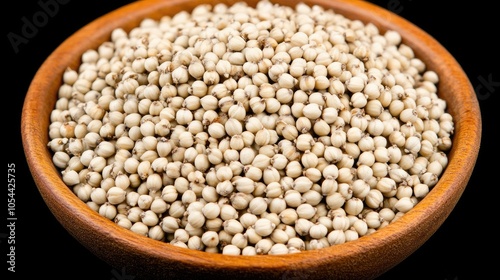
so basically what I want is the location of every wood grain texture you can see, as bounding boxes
[21,0,481,279]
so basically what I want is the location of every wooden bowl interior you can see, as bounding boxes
[21,0,481,279]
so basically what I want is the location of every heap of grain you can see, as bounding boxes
[47,0,454,255]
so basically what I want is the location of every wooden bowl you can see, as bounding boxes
[21,0,481,279]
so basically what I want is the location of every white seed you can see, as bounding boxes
[140,210,159,227]
[344,229,359,242]
[327,229,346,245]
[302,103,322,120]
[296,203,317,220]
[253,218,275,237]
[107,186,126,205]
[294,218,313,236]
[220,204,238,221]
[216,180,234,197]
[346,76,365,92]
[394,197,414,213]
[223,219,244,235]
[62,169,80,186]
[255,238,274,255]
[309,223,328,239]
[129,221,148,236]
[187,210,206,229]
[344,197,364,216]
[268,243,289,255]
[413,183,430,198]
[137,194,154,210]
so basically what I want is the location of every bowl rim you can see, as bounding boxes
[21,0,482,278]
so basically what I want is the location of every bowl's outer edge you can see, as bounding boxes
[21,0,482,279]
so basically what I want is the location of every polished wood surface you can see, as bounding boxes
[21,0,481,279]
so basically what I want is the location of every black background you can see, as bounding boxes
[4,1,497,279]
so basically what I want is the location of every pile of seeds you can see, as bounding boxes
[47,0,454,255]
